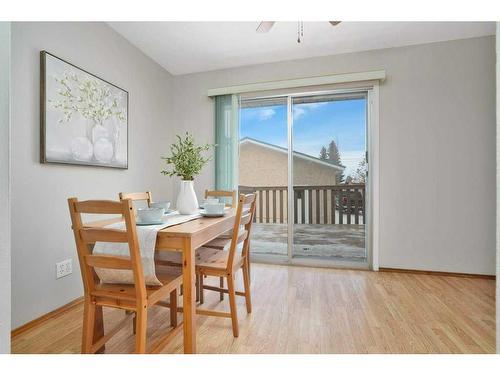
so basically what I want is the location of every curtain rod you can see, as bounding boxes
[207,70,385,97]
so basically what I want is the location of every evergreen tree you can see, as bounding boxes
[327,140,344,183]
[352,157,367,183]
[319,146,328,160]
[336,169,345,184]
[327,140,341,164]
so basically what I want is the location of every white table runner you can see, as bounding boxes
[93,210,201,286]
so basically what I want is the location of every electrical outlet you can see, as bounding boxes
[56,259,72,279]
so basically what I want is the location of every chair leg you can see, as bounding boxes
[195,274,200,302]
[227,275,239,338]
[170,289,178,327]
[126,310,136,334]
[247,253,251,284]
[219,277,224,301]
[199,274,204,304]
[81,299,96,354]
[134,305,148,354]
[242,264,252,314]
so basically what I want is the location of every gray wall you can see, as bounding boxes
[11,22,175,329]
[0,22,11,353]
[171,36,496,275]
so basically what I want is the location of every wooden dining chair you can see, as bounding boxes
[68,197,183,354]
[204,189,237,208]
[155,189,238,302]
[203,189,255,300]
[118,191,153,208]
[203,189,239,299]
[195,193,256,337]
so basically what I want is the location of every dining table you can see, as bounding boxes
[85,207,239,354]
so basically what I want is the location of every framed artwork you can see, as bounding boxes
[40,51,129,168]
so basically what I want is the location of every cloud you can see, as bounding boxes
[293,107,306,119]
[293,102,327,120]
[257,108,276,121]
[302,102,327,110]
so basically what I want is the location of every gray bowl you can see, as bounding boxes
[137,207,165,222]
[150,201,171,211]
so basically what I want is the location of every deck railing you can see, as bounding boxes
[239,184,365,225]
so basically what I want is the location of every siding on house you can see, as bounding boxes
[239,139,343,187]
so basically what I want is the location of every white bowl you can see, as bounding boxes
[204,202,225,215]
[150,201,171,211]
[137,207,165,222]
[203,198,219,205]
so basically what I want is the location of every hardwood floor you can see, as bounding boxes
[11,264,496,354]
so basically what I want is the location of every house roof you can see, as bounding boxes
[240,137,345,172]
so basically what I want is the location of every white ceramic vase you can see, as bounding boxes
[176,180,199,214]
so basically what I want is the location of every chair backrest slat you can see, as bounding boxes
[79,228,129,244]
[239,212,252,226]
[234,229,248,245]
[241,196,257,265]
[242,194,255,204]
[119,191,153,207]
[84,254,132,270]
[205,190,237,208]
[75,200,124,214]
[226,193,256,271]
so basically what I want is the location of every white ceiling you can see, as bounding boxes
[108,22,495,76]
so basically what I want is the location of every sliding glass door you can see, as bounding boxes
[239,97,288,258]
[292,93,367,261]
[239,90,368,265]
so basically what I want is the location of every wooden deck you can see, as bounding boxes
[240,184,366,226]
[250,223,366,259]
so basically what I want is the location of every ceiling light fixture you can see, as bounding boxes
[297,21,304,43]
[256,21,342,44]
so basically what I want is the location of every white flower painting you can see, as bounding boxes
[41,51,128,168]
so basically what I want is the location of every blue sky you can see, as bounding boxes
[240,98,366,177]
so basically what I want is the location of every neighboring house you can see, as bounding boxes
[239,137,344,187]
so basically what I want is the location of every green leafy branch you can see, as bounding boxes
[49,73,126,126]
[161,133,215,181]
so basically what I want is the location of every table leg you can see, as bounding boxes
[182,237,196,354]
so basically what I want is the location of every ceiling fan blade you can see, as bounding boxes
[329,21,342,26]
[256,21,276,33]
